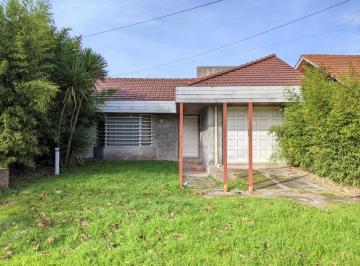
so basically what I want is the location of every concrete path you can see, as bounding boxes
[204,167,360,207]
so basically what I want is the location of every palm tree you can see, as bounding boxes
[56,48,107,167]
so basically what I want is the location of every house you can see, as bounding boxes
[94,54,302,191]
[295,54,360,80]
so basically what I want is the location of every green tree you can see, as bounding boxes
[0,0,108,169]
[0,0,58,168]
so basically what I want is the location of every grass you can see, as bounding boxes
[228,177,245,191]
[1,161,360,265]
[228,171,274,191]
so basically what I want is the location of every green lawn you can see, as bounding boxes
[1,161,360,265]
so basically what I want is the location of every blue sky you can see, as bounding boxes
[49,0,360,78]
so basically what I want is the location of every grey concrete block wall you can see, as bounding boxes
[197,66,234,78]
[0,168,9,188]
[216,104,223,165]
[84,126,96,159]
[199,105,216,173]
[153,114,178,160]
[102,114,178,161]
[103,146,157,160]
[199,109,207,165]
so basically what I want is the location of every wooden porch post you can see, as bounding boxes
[223,102,228,192]
[179,103,184,189]
[248,102,254,192]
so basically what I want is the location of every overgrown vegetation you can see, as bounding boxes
[272,68,360,186]
[0,0,107,169]
[1,161,360,265]
[0,0,58,168]
[54,43,107,167]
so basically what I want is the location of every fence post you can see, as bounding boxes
[55,147,60,176]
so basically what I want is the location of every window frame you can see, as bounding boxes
[102,114,153,147]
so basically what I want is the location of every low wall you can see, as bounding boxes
[0,168,9,188]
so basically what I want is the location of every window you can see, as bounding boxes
[102,114,152,147]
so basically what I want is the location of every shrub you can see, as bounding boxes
[0,0,58,168]
[272,68,360,186]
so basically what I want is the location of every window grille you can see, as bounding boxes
[101,114,152,147]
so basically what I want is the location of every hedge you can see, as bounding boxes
[272,68,360,186]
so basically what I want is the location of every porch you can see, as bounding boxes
[176,83,300,192]
[179,101,285,192]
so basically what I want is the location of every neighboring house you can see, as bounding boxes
[94,54,302,191]
[295,54,360,80]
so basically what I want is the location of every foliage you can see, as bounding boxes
[0,0,108,169]
[272,68,360,186]
[1,161,360,265]
[54,46,107,167]
[0,0,58,168]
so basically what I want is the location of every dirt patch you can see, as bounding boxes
[0,201,15,206]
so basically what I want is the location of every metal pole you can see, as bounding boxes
[223,102,228,192]
[179,103,184,189]
[55,147,60,176]
[248,102,254,192]
[214,105,218,166]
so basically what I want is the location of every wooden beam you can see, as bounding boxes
[223,102,228,192]
[179,103,184,189]
[248,102,254,192]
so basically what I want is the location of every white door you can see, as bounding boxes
[227,106,282,163]
[184,116,199,157]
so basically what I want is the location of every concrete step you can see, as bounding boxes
[184,158,202,163]
[183,159,206,173]
[184,172,219,191]
[184,166,206,173]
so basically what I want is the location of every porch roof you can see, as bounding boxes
[176,85,300,103]
[176,54,301,103]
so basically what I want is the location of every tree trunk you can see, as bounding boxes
[63,101,77,167]
[64,96,83,168]
[57,97,68,146]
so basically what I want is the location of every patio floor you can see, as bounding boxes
[197,167,360,207]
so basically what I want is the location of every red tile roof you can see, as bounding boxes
[189,54,301,86]
[297,54,360,79]
[95,78,194,101]
[96,54,301,101]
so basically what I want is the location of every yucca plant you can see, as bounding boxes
[55,48,107,167]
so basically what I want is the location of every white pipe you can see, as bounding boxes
[55,147,60,176]
[214,105,218,166]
